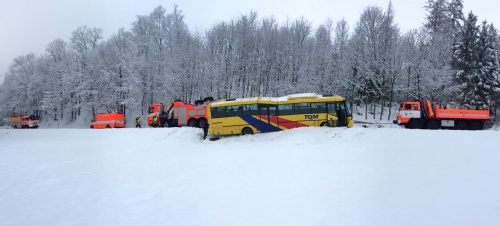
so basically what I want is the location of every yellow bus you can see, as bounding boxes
[207,93,354,135]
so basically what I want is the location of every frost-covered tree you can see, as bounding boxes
[96,29,141,118]
[424,0,450,34]
[310,19,334,94]
[205,21,236,99]
[39,39,75,121]
[350,4,398,119]
[421,0,462,103]
[378,1,399,120]
[476,22,500,107]
[277,18,313,95]
[254,17,279,97]
[333,19,350,97]
[70,26,103,120]
[131,5,200,104]
[452,11,481,104]
[351,6,385,119]
[448,0,464,37]
[2,3,499,126]
[1,54,40,116]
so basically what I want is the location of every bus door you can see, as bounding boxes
[327,102,346,127]
[258,105,277,132]
[337,102,347,127]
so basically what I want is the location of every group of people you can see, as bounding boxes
[135,115,159,128]
[135,115,159,127]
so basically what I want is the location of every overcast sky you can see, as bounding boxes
[1,0,499,83]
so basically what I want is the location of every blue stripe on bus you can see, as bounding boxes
[240,115,281,133]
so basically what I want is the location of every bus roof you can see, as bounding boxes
[210,93,345,107]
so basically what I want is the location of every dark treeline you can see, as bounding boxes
[1,0,498,124]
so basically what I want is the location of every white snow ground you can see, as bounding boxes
[1,124,500,226]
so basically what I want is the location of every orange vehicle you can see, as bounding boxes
[147,97,213,128]
[393,99,490,130]
[90,113,125,129]
[10,114,40,129]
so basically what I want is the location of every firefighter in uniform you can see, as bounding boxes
[135,115,141,128]
[152,115,158,128]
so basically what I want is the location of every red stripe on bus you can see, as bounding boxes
[258,115,308,129]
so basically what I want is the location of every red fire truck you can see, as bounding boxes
[10,114,40,129]
[147,97,213,128]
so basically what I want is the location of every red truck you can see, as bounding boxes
[393,99,490,130]
[147,97,213,128]
[10,114,40,129]
[90,113,125,129]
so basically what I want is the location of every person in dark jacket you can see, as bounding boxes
[135,115,141,128]
[203,122,209,139]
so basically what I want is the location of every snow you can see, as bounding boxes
[211,93,341,106]
[210,97,259,106]
[1,125,500,225]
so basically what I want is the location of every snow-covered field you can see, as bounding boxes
[1,125,500,226]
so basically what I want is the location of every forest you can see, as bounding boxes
[0,0,498,125]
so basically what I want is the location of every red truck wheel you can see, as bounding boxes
[427,120,439,130]
[410,120,422,129]
[470,122,482,130]
[456,121,468,130]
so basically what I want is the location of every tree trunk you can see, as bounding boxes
[387,76,396,121]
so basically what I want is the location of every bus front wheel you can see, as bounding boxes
[320,122,331,127]
[242,127,253,135]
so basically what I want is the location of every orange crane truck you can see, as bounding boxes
[147,97,213,128]
[393,99,490,130]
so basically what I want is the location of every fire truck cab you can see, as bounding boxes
[395,101,423,125]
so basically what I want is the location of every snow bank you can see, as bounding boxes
[1,127,500,225]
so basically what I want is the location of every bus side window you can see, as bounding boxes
[295,103,311,114]
[311,102,326,114]
[242,104,258,116]
[211,107,226,118]
[278,104,294,115]
[269,106,277,116]
[226,105,241,117]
